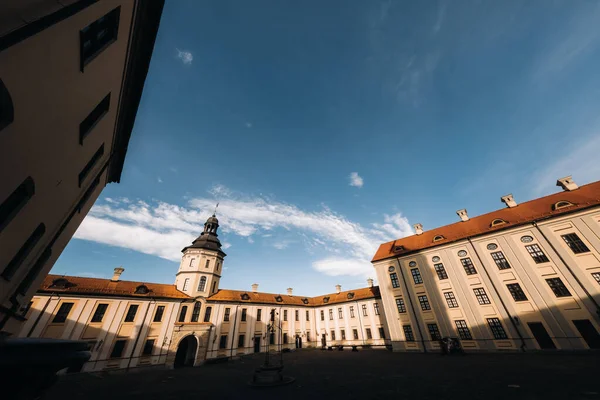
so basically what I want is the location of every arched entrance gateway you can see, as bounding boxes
[174,335,198,368]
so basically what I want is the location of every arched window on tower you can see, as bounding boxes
[189,257,195,267]
[205,259,210,268]
[182,278,190,291]
[198,276,207,292]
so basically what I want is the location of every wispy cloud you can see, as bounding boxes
[222,242,232,250]
[176,48,193,65]
[157,177,163,183]
[349,172,364,188]
[169,166,178,173]
[246,122,253,128]
[73,186,413,277]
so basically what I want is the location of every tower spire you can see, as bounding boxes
[213,202,219,216]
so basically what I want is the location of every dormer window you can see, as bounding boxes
[134,285,150,294]
[394,245,404,252]
[323,296,330,304]
[275,296,283,303]
[301,298,309,304]
[240,293,250,301]
[50,278,70,289]
[490,218,507,228]
[433,235,445,242]
[347,292,355,300]
[553,201,574,211]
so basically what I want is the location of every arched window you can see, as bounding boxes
[182,278,190,291]
[134,285,150,294]
[433,235,445,242]
[211,281,217,293]
[191,302,202,322]
[189,258,195,267]
[553,201,574,211]
[198,276,207,292]
[0,78,14,132]
[490,218,507,227]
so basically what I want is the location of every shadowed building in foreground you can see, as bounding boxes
[0,0,164,336]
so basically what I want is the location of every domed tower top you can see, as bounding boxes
[182,214,226,255]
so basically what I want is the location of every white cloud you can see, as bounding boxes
[73,185,413,277]
[349,172,364,188]
[272,240,292,250]
[157,177,163,183]
[246,122,253,128]
[222,242,232,250]
[176,48,193,65]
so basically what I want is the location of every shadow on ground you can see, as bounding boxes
[44,349,600,400]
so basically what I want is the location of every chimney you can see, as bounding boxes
[111,267,124,282]
[413,223,423,235]
[456,209,469,222]
[367,278,374,288]
[287,288,293,296]
[251,283,259,293]
[501,194,517,208]
[556,176,578,191]
[335,284,341,294]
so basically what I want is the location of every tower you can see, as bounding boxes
[175,214,226,297]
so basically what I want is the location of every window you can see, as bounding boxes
[491,251,511,270]
[433,235,445,242]
[205,259,210,268]
[212,281,216,293]
[329,309,333,320]
[256,309,262,322]
[110,340,126,358]
[427,323,441,341]
[411,268,423,284]
[306,310,310,321]
[390,273,400,288]
[142,339,155,356]
[134,285,149,294]
[374,302,380,315]
[271,309,275,322]
[395,298,407,313]
[349,306,355,318]
[0,176,34,235]
[418,295,431,311]
[0,78,14,131]
[561,233,590,254]
[275,296,283,303]
[323,296,330,304]
[80,93,110,144]
[592,272,600,285]
[366,328,372,339]
[525,244,550,263]
[283,310,288,321]
[455,320,472,340]
[379,327,386,339]
[546,278,572,297]
[490,218,507,227]
[91,303,108,323]
[331,330,336,340]
[2,223,45,280]
[434,263,448,280]
[241,308,247,322]
[80,7,120,70]
[507,283,528,301]
[283,333,288,344]
[124,304,138,322]
[77,176,100,213]
[219,335,227,349]
[295,310,299,321]
[204,306,212,322]
[270,333,275,345]
[79,144,105,187]
[197,276,206,292]
[487,318,508,339]
[353,329,359,340]
[238,334,245,348]
[320,310,325,321]
[306,332,311,342]
[473,288,491,305]
[341,329,346,340]
[178,306,188,322]
[553,201,574,210]
[189,257,195,267]
[191,303,201,322]
[224,308,230,322]
[403,325,415,342]
[444,292,459,308]
[52,302,74,323]
[181,279,190,291]
[338,308,343,319]
[362,304,368,316]
[460,258,477,275]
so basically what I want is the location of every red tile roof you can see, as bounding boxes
[39,275,190,299]
[372,180,600,263]
[207,286,380,306]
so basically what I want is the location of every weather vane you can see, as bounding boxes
[213,202,219,215]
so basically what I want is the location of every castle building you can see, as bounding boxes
[16,175,600,372]
[372,176,600,352]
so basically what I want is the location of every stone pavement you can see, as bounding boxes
[44,349,600,400]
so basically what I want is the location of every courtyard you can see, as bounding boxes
[45,349,600,400]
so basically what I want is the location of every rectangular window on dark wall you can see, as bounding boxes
[238,334,245,348]
[110,340,126,358]
[219,335,227,349]
[190,303,201,322]
[77,176,100,213]
[473,288,491,305]
[403,325,415,342]
[390,273,400,288]
[561,233,590,254]
[283,310,287,321]
[411,268,423,284]
[0,176,34,233]
[80,7,121,71]
[295,310,299,321]
[79,93,110,144]
[16,247,51,296]
[395,298,407,313]
[223,308,230,322]
[455,320,472,340]
[434,263,448,280]
[427,323,441,341]
[592,272,600,285]
[256,309,262,322]
[444,292,459,308]
[366,328,372,339]
[142,339,155,356]
[353,329,359,340]
[178,305,188,322]
[0,78,14,131]
[378,327,385,339]
[418,295,431,311]
[2,223,45,280]
[241,308,247,322]
[306,310,310,321]
[78,144,104,187]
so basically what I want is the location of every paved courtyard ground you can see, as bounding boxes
[45,349,600,400]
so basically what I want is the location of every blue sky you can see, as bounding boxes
[52,0,600,296]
